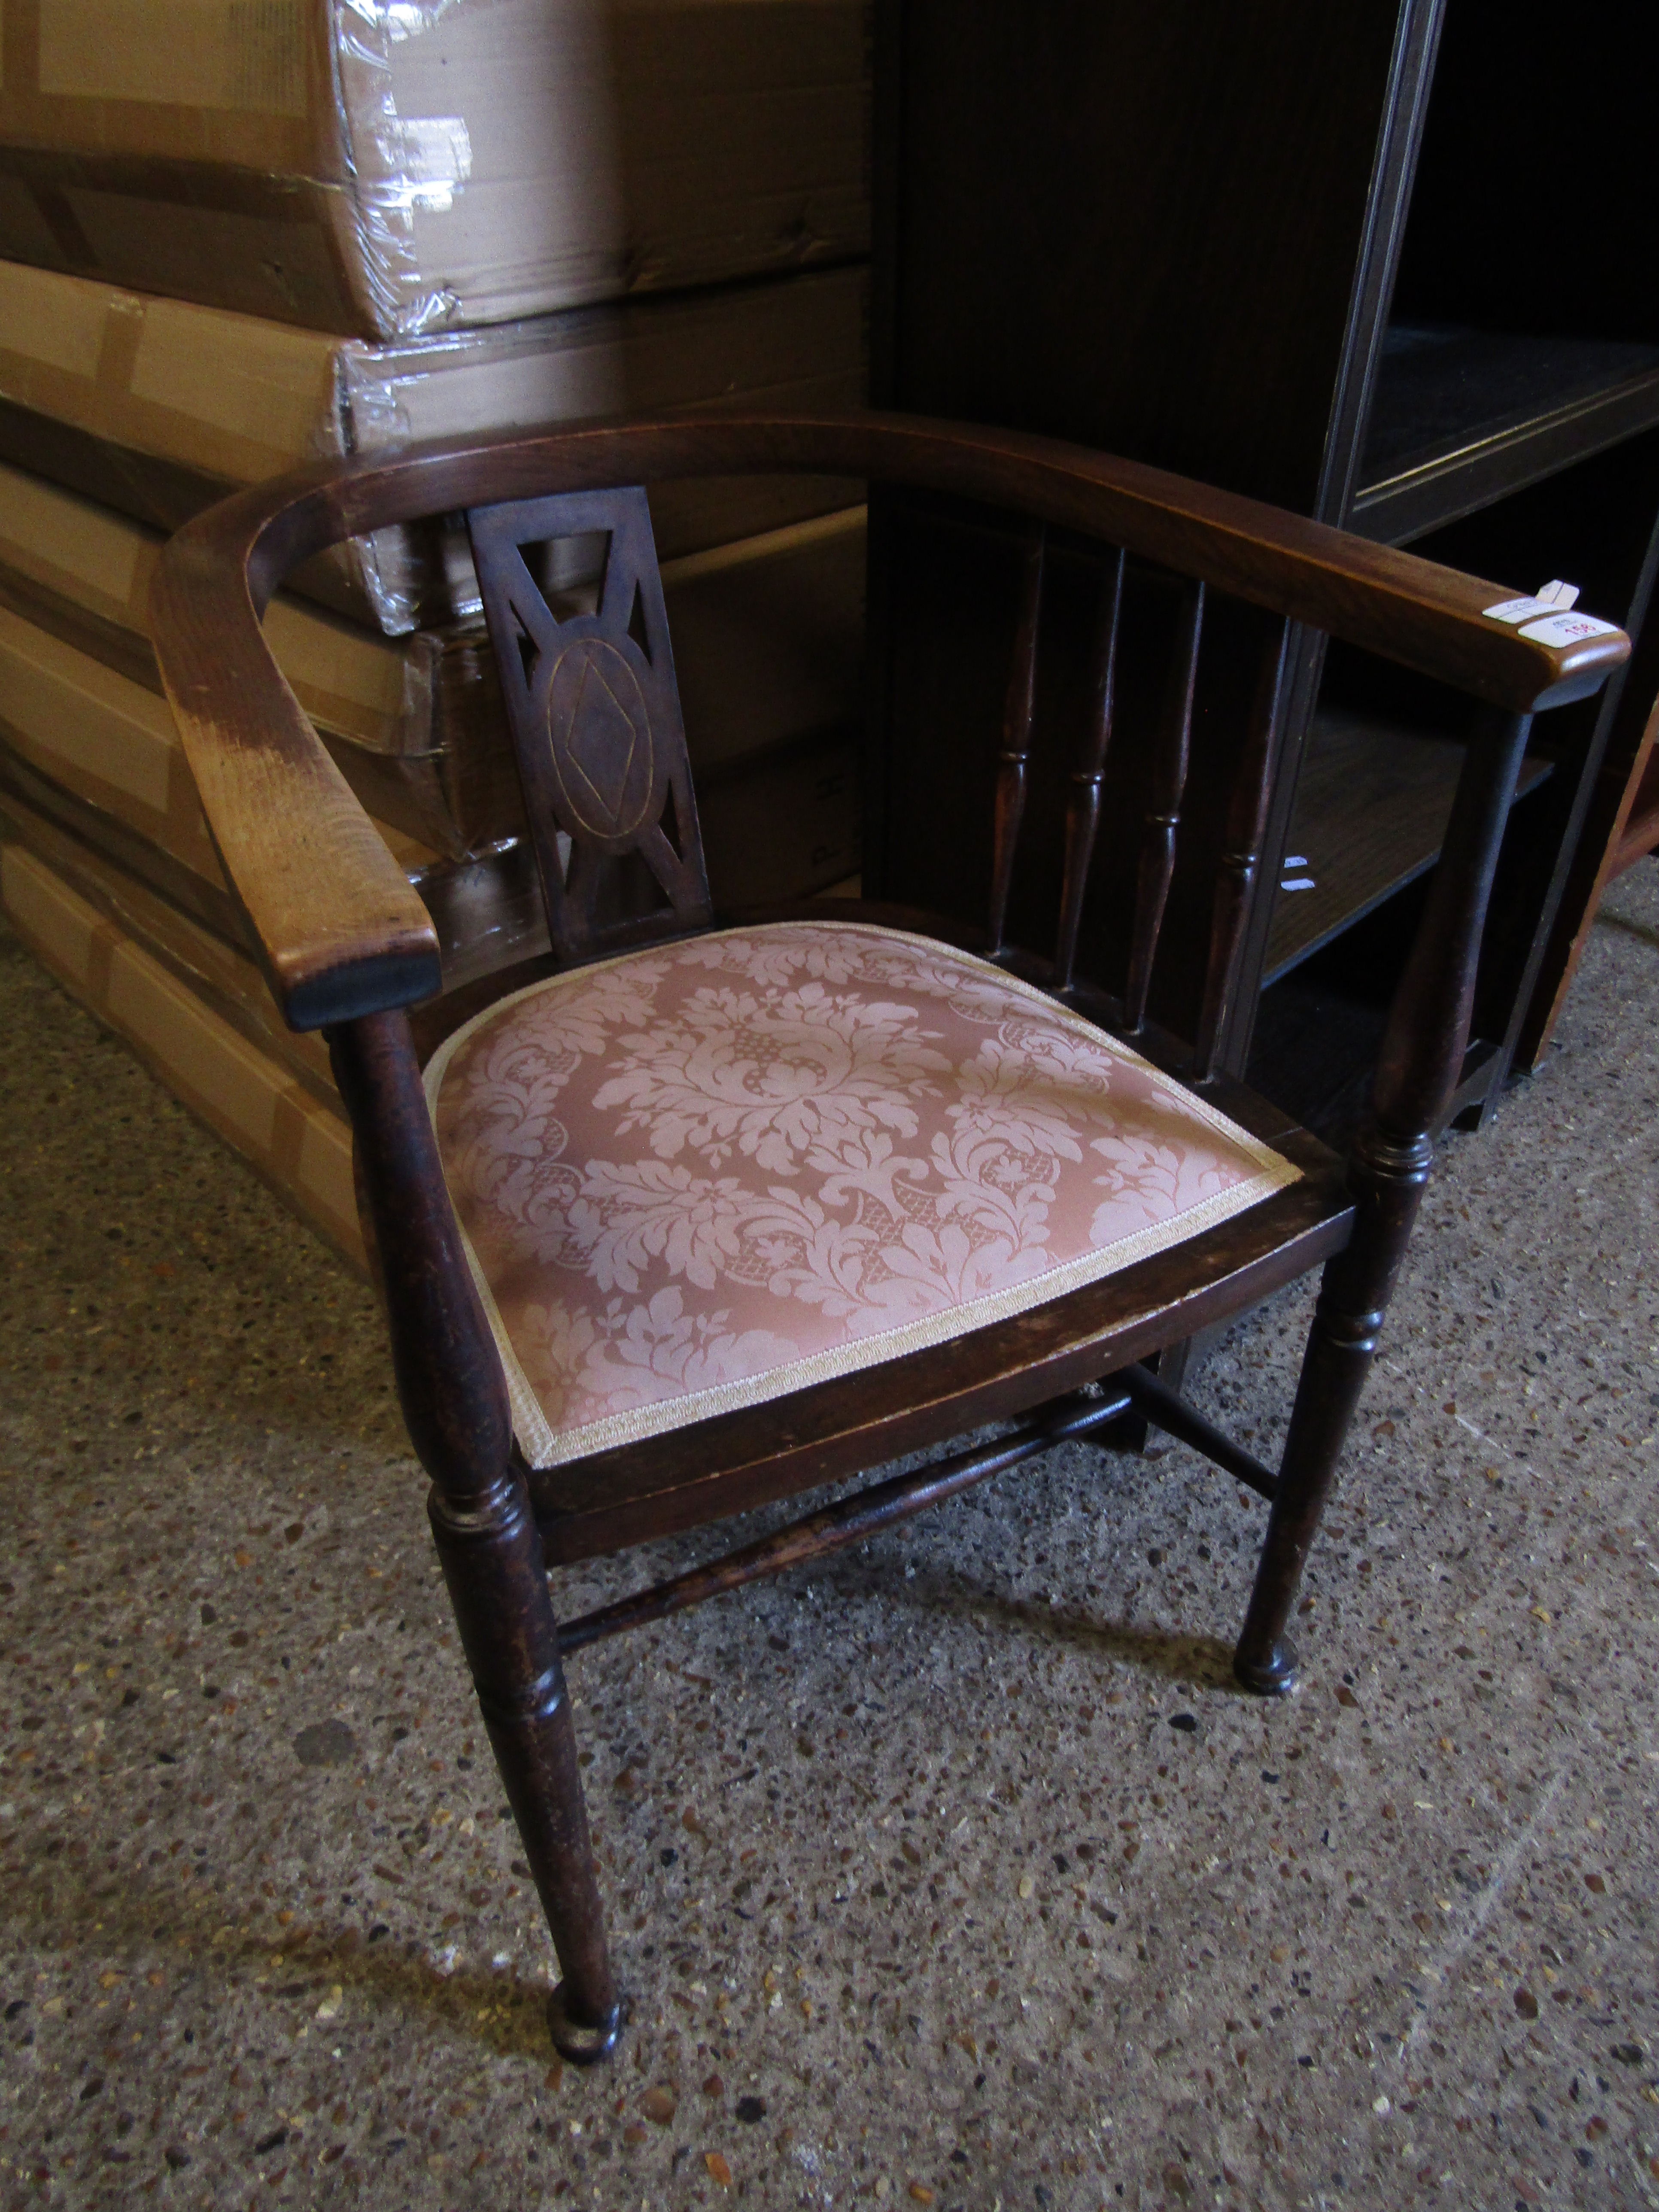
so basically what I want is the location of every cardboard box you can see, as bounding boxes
[0,449,433,757]
[0,0,869,339]
[0,593,441,897]
[0,839,365,1269]
[0,582,571,990]
[0,453,521,855]
[0,783,336,1101]
[0,555,865,998]
[660,504,865,775]
[0,256,868,631]
[701,727,860,905]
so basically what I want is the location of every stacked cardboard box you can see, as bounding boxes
[0,0,869,1264]
[0,0,868,336]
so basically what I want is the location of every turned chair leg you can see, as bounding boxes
[1235,706,1531,1692]
[328,1010,622,2060]
[429,1466,622,2061]
[1233,1127,1432,1694]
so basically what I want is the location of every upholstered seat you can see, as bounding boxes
[426,921,1298,1469]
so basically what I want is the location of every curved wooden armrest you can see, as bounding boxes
[151,531,443,1033]
[151,408,1630,1030]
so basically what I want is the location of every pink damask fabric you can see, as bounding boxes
[424,922,1298,1469]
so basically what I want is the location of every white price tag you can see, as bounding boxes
[1486,580,1586,626]
[1517,611,1620,648]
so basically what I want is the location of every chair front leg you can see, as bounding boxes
[328,1009,621,2060]
[1232,1125,1430,1692]
[1233,703,1532,1695]
[429,1469,622,2060]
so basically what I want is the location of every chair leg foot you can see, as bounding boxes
[547,1983,626,2065]
[1233,1634,1299,1696]
[1231,1284,1370,1692]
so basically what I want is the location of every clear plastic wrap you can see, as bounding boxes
[331,0,623,338]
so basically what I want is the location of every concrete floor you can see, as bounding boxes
[2,867,1656,2212]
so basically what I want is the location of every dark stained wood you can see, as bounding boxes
[1386,2,1659,355]
[1613,761,1659,869]
[325,1011,511,1498]
[871,0,1659,1122]
[1194,623,1290,1081]
[425,1467,622,2063]
[147,405,1629,2065]
[1119,1359,1277,1502]
[466,487,711,966]
[558,1382,1136,1654]
[1053,548,1125,989]
[1372,0,1659,1057]
[325,1010,620,2059]
[1371,709,1535,1139]
[988,520,1045,952]
[1234,706,1532,1691]
[877,1,1437,520]
[872,0,1446,1073]
[1457,444,1659,1114]
[1518,628,1659,1063]
[1123,577,1203,1032]
[150,411,1627,1035]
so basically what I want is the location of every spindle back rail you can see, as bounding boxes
[150,409,1628,2063]
[974,523,1292,1079]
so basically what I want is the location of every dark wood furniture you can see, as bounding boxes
[150,409,1626,2062]
[871,0,1659,1142]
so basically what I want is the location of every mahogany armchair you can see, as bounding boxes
[150,411,1628,2061]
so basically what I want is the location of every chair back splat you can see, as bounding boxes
[467,488,711,966]
[147,408,1632,2066]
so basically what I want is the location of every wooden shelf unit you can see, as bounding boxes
[871,0,1659,1132]
[1264,711,1551,985]
[1352,328,1659,547]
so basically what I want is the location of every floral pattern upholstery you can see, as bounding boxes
[424,922,1299,1469]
